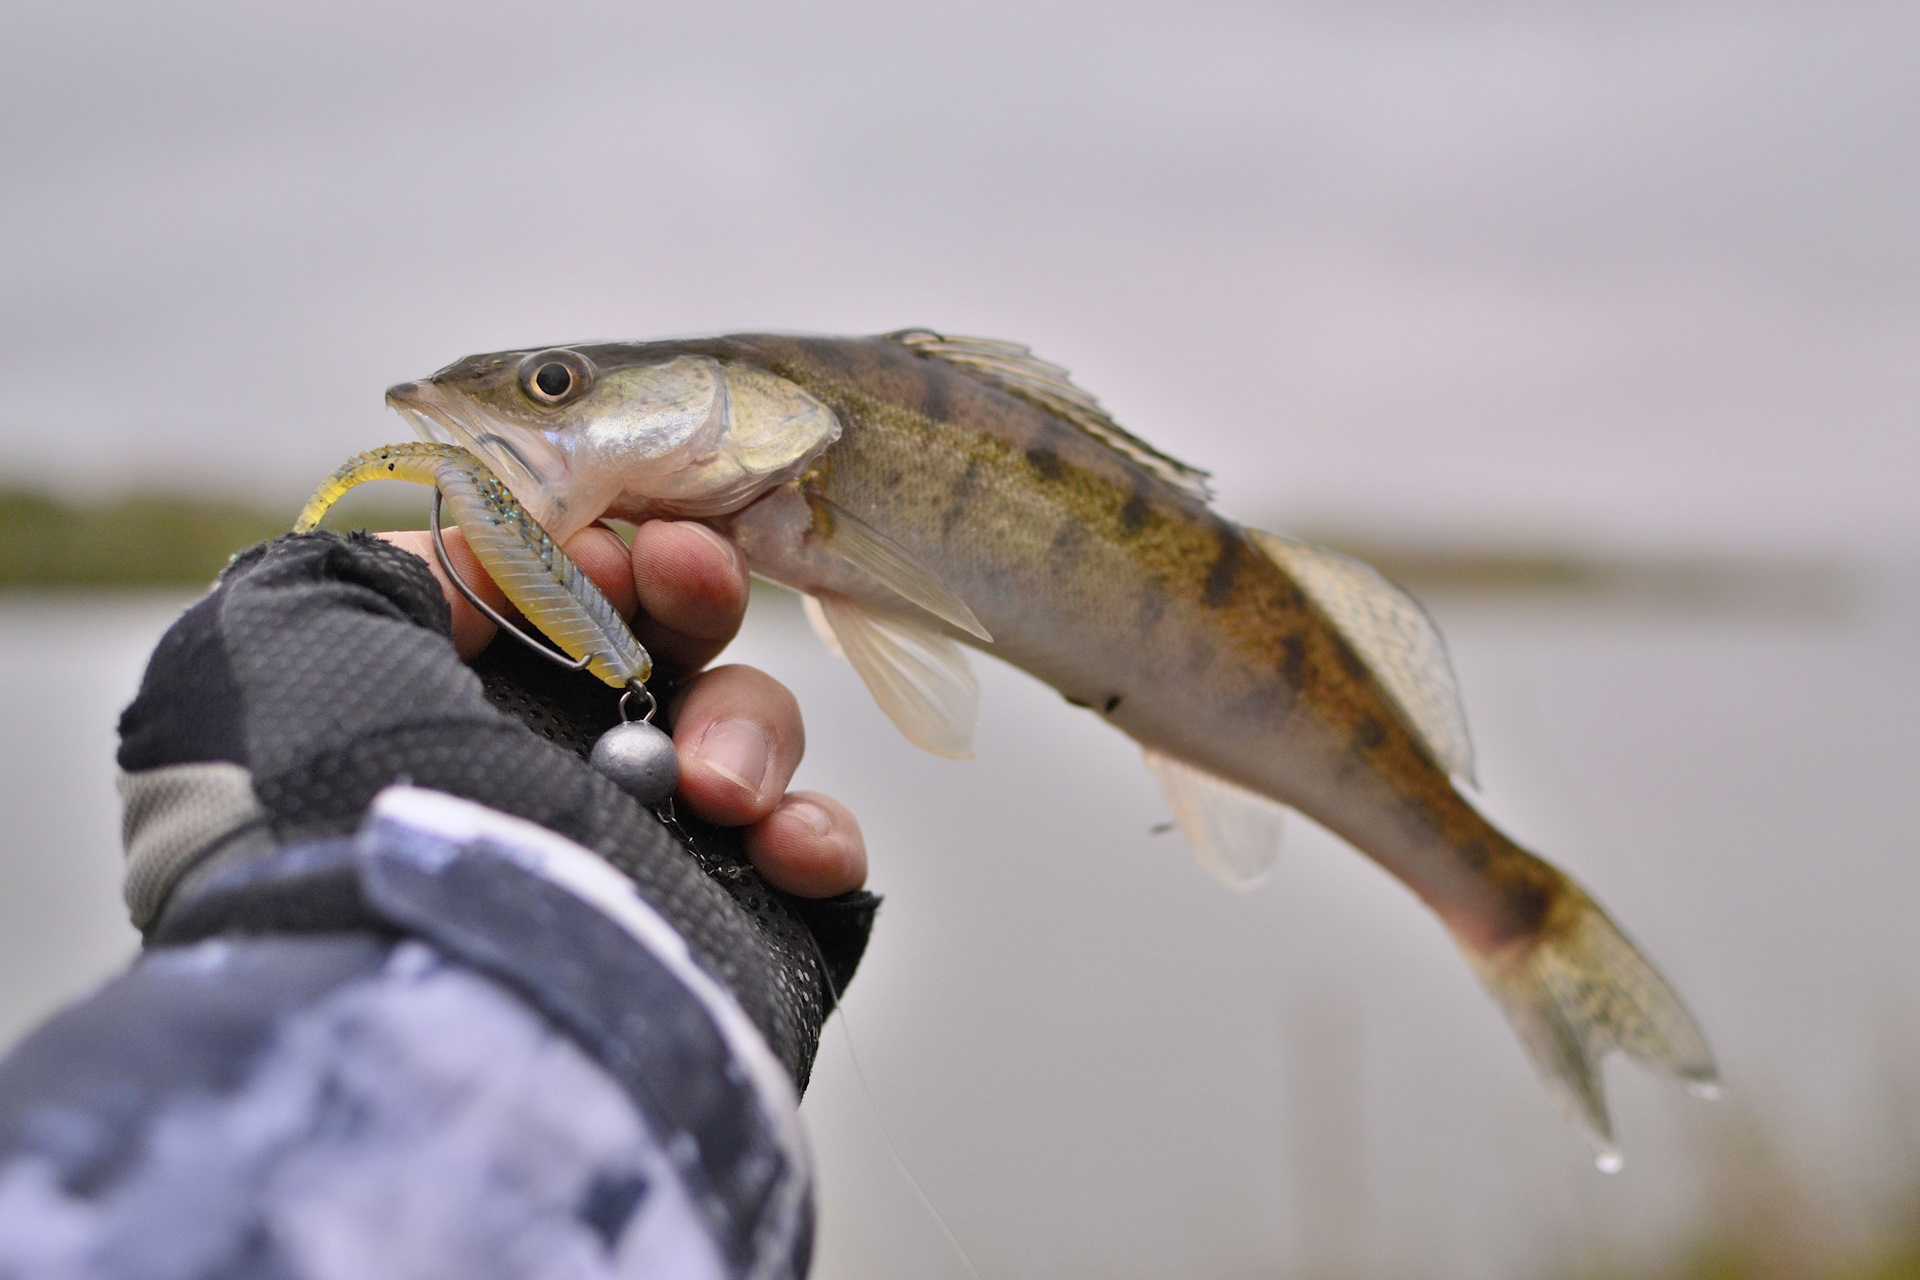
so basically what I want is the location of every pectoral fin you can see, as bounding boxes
[811,593,979,759]
[1143,750,1289,890]
[1249,529,1477,785]
[812,496,991,642]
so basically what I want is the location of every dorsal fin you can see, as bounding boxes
[1248,529,1477,785]
[888,329,1214,501]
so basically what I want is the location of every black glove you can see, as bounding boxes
[114,529,875,1089]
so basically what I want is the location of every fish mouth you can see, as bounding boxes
[384,380,571,533]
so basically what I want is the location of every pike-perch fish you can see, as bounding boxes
[350,330,1717,1164]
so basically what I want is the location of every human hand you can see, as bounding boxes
[380,522,867,900]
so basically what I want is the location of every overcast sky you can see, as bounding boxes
[2,1,1914,553]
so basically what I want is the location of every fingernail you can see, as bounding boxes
[697,719,768,796]
[784,800,831,837]
[682,522,740,571]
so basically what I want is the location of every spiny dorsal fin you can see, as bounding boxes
[888,329,1214,501]
[1248,529,1477,785]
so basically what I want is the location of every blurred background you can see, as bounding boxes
[2,2,1916,1275]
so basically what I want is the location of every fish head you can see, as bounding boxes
[387,343,841,544]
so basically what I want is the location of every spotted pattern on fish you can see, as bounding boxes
[1025,445,1064,482]
[941,460,984,538]
[1200,526,1242,608]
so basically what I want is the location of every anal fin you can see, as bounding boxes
[813,593,979,759]
[1143,750,1289,890]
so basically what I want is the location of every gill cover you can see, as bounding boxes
[569,356,842,525]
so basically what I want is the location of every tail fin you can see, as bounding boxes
[1464,880,1719,1170]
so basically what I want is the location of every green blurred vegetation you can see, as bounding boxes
[0,483,1850,620]
[0,486,428,588]
[1553,1209,1920,1280]
[1548,1110,1920,1280]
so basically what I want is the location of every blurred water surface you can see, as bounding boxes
[0,594,179,1049]
[3,561,1914,1278]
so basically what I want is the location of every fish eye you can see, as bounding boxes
[518,349,594,406]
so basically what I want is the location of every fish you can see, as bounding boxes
[381,329,1718,1165]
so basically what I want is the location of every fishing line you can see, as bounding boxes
[810,937,986,1280]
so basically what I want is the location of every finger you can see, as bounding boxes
[743,791,868,898]
[561,526,641,618]
[378,529,504,659]
[628,521,749,675]
[670,664,803,826]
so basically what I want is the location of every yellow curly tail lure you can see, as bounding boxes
[294,442,651,690]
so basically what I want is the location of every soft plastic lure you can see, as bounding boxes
[294,442,650,690]
[295,442,681,806]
